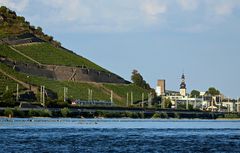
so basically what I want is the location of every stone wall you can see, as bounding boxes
[0,58,129,84]
[1,33,45,45]
[46,65,129,84]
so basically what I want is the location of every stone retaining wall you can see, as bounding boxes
[1,58,129,84]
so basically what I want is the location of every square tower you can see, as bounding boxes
[156,80,166,96]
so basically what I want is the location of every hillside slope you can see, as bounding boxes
[0,6,153,106]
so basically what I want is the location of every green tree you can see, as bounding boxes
[190,90,200,98]
[0,6,7,13]
[131,70,151,90]
[163,98,172,108]
[206,87,220,96]
[34,26,43,35]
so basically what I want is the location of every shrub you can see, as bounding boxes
[61,107,70,117]
[28,109,38,117]
[160,112,168,119]
[4,108,13,117]
[40,109,52,117]
[28,109,52,117]
[13,108,25,117]
[174,113,180,119]
[152,113,161,118]
[138,112,145,118]
[224,114,240,119]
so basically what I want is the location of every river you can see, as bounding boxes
[0,118,239,153]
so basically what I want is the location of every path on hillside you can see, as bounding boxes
[9,46,42,66]
[0,68,38,93]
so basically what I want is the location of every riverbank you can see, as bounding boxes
[0,107,239,119]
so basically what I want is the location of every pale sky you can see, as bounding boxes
[1,0,240,98]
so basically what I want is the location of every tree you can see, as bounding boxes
[163,98,172,108]
[191,90,200,98]
[131,70,151,90]
[206,87,220,96]
[131,70,143,86]
[34,26,43,35]
[0,6,7,13]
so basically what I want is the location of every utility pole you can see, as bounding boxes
[228,97,230,113]
[194,95,197,109]
[131,92,133,106]
[237,97,239,113]
[40,86,45,107]
[218,95,221,112]
[175,100,178,109]
[148,93,152,108]
[126,92,129,107]
[90,89,93,101]
[211,97,214,112]
[63,87,68,102]
[43,86,45,107]
[88,89,92,101]
[162,97,165,109]
[110,90,113,103]
[16,84,19,102]
[142,93,144,108]
[40,85,42,103]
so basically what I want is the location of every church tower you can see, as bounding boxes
[180,73,187,96]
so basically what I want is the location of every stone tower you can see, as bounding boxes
[156,80,166,96]
[180,73,186,96]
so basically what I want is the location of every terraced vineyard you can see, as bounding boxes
[0,63,149,105]
[103,84,151,105]
[14,43,107,72]
[0,44,33,63]
[0,72,25,94]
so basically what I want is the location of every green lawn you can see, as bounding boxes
[14,43,107,72]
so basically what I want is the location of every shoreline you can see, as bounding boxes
[1,107,239,119]
[0,116,240,120]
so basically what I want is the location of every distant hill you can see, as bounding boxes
[0,6,152,106]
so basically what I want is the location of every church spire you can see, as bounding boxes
[180,73,186,89]
[180,73,187,96]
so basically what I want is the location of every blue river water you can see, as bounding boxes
[0,118,240,153]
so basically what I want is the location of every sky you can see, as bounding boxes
[1,0,240,98]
